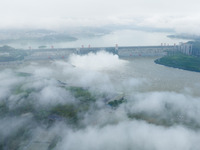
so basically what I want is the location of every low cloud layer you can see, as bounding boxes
[69,51,127,71]
[0,51,200,149]
[0,0,200,36]
[1,15,200,36]
[56,121,200,150]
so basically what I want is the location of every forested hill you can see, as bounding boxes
[155,52,200,72]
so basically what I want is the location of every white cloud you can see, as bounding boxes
[69,51,127,71]
[1,52,200,149]
[0,0,200,36]
[56,120,200,150]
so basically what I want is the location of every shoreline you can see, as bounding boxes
[154,53,200,73]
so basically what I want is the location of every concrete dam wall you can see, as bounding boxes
[23,45,184,61]
[77,45,178,57]
[117,46,178,57]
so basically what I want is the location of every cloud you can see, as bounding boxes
[69,51,128,71]
[56,120,200,150]
[0,0,200,36]
[0,69,24,101]
[1,52,200,149]
[137,15,200,35]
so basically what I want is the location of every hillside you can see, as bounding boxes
[155,52,200,72]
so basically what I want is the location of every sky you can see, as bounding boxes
[0,0,200,34]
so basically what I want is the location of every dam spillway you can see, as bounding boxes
[24,45,174,60]
[21,43,191,61]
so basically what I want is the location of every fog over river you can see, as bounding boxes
[0,51,200,150]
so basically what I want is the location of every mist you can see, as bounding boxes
[0,51,200,149]
[1,0,200,49]
[0,0,200,149]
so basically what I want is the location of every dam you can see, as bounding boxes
[23,43,191,61]
[0,43,192,64]
[116,45,176,57]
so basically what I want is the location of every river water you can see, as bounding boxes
[8,29,189,49]
[12,53,200,97]
[72,30,188,47]
[116,57,200,96]
[55,30,189,48]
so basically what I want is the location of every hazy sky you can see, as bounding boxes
[0,0,200,34]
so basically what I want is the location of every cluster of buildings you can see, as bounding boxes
[178,42,193,55]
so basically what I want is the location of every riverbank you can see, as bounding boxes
[154,53,200,72]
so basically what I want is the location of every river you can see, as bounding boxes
[55,30,189,48]
[12,53,200,97]
[7,29,189,49]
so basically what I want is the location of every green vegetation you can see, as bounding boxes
[16,72,32,77]
[0,45,27,62]
[0,85,95,149]
[6,85,97,123]
[0,45,14,51]
[168,34,200,41]
[0,125,31,150]
[68,86,96,103]
[0,79,127,149]
[155,52,200,72]
[108,97,126,108]
[0,34,77,45]
[128,111,200,129]
[38,45,47,49]
[48,136,62,150]
[0,101,9,116]
[50,104,78,123]
[1,81,126,123]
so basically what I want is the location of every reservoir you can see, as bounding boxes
[13,52,200,97]
[7,29,188,49]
